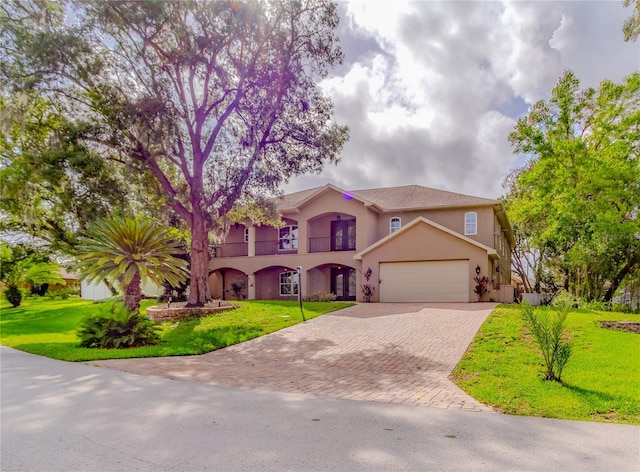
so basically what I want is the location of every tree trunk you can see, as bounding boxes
[124,271,141,313]
[603,256,638,302]
[186,211,211,307]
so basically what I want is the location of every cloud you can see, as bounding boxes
[285,1,639,199]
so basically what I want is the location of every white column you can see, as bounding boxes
[297,218,307,254]
[247,273,256,300]
[248,225,256,257]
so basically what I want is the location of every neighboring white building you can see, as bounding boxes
[80,280,113,301]
[80,278,162,301]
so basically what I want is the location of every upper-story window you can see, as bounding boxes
[244,227,249,243]
[278,225,298,251]
[465,212,477,236]
[390,217,401,234]
[279,271,299,296]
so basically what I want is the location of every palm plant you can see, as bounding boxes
[76,218,189,312]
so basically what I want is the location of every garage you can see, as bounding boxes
[379,260,469,302]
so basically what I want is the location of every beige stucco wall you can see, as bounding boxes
[225,225,246,244]
[374,206,497,249]
[293,188,375,253]
[360,222,493,302]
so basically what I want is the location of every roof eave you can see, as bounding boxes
[378,201,499,213]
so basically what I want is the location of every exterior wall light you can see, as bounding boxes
[475,264,481,275]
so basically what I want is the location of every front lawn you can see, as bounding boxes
[0,297,353,361]
[452,304,640,425]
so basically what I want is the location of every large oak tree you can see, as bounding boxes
[1,0,349,306]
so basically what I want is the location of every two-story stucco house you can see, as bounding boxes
[208,184,515,303]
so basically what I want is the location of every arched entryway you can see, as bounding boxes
[208,268,248,300]
[330,265,357,301]
[306,263,358,301]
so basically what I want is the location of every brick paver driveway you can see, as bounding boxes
[95,303,497,412]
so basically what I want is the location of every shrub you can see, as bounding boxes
[473,276,489,301]
[521,300,573,382]
[361,267,379,302]
[4,285,23,307]
[303,292,336,302]
[77,302,160,349]
[45,286,78,300]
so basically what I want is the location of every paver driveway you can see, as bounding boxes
[95,303,497,412]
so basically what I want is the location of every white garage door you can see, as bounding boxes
[380,260,469,302]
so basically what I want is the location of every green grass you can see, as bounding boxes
[0,297,353,361]
[452,304,640,425]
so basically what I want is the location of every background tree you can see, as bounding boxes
[505,71,640,302]
[623,0,640,42]
[0,93,131,253]
[76,218,189,313]
[1,0,349,306]
[0,242,65,307]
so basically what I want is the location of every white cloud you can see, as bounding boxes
[285,0,639,199]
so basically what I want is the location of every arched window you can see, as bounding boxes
[390,217,401,234]
[279,271,299,296]
[465,212,477,236]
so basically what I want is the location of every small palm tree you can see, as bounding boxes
[76,218,189,313]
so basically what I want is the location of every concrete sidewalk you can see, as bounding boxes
[96,303,496,411]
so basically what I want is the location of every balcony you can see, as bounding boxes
[309,237,355,253]
[256,240,297,256]
[212,242,248,258]
[212,236,358,258]
[309,237,331,253]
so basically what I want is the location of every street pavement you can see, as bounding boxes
[2,345,638,472]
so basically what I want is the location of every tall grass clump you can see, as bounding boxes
[521,300,573,382]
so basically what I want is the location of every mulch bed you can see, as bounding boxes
[598,321,640,334]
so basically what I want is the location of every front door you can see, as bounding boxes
[330,219,356,251]
[331,267,357,301]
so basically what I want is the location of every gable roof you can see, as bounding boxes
[276,184,498,213]
[354,216,498,260]
[277,183,382,212]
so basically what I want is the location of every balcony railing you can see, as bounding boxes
[213,237,356,258]
[256,240,297,256]
[309,236,355,252]
[212,242,248,258]
[309,237,331,253]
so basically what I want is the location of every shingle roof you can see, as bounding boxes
[276,187,322,209]
[277,184,497,212]
[352,185,498,210]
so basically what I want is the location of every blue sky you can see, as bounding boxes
[285,0,639,199]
